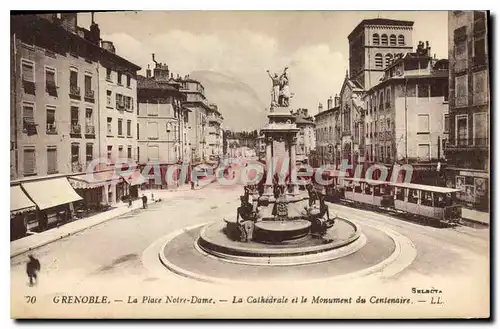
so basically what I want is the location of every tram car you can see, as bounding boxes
[342,177,393,209]
[391,182,462,224]
[339,178,462,225]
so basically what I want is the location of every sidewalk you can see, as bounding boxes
[461,207,490,226]
[10,179,214,258]
[141,177,213,194]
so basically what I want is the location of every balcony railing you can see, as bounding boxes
[208,115,222,124]
[69,85,81,98]
[46,124,57,134]
[448,137,488,147]
[70,124,81,135]
[72,162,83,173]
[84,89,95,102]
[85,125,95,135]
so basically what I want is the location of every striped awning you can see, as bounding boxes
[68,170,121,189]
[10,185,36,215]
[120,170,146,186]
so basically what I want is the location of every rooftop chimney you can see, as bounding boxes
[327,96,333,109]
[146,64,152,78]
[152,58,170,81]
[334,94,340,107]
[88,12,100,45]
[318,102,323,114]
[60,13,77,33]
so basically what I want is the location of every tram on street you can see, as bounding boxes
[342,177,393,208]
[339,178,462,225]
[391,182,462,224]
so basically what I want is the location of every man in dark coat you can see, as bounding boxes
[142,194,148,209]
[26,255,40,287]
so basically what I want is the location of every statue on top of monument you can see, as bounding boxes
[267,70,281,107]
[267,67,291,108]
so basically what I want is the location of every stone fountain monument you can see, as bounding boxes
[195,68,362,265]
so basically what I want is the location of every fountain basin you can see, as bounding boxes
[254,220,311,243]
[196,217,363,266]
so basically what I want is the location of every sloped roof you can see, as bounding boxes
[314,106,338,119]
[137,75,181,93]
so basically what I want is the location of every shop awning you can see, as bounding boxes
[68,170,121,189]
[120,170,146,186]
[22,178,83,210]
[10,185,36,215]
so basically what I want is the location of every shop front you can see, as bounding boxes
[446,168,489,211]
[10,185,37,240]
[68,170,121,207]
[21,178,83,231]
[139,162,191,190]
[120,170,147,200]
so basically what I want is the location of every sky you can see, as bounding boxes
[78,11,449,115]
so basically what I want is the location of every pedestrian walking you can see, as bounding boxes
[26,255,40,287]
[128,196,132,208]
[191,180,195,190]
[142,194,148,209]
[151,193,155,202]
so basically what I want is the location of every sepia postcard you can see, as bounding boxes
[10,10,490,319]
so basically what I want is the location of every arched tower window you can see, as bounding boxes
[398,34,405,45]
[390,34,397,45]
[375,53,383,68]
[381,34,388,45]
[385,53,393,66]
[373,33,380,45]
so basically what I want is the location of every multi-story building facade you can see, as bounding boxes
[137,62,189,166]
[313,101,339,167]
[207,104,224,161]
[10,13,142,237]
[179,76,211,164]
[293,108,315,164]
[98,40,140,173]
[11,13,141,209]
[11,14,100,180]
[445,11,489,210]
[339,75,366,170]
[348,18,414,90]
[363,42,450,183]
